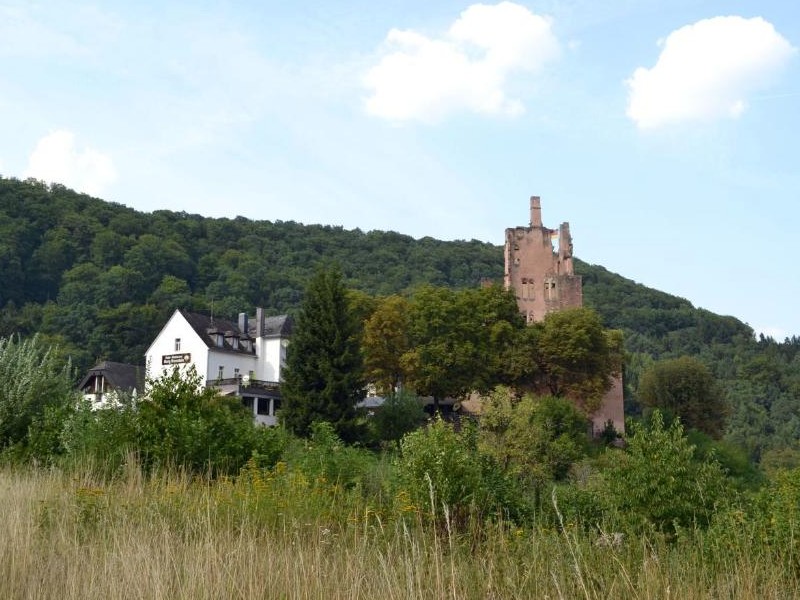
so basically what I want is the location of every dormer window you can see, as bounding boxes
[215,334,224,347]
[231,337,239,350]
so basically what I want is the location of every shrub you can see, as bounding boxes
[369,390,426,449]
[397,416,527,527]
[135,366,257,474]
[0,335,77,457]
[284,421,376,489]
[599,410,729,535]
[480,388,588,488]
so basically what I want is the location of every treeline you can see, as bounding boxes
[0,176,798,460]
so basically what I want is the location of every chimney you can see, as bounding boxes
[256,307,264,337]
[530,196,542,228]
[238,312,248,334]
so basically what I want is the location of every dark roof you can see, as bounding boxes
[179,309,291,353]
[179,309,252,354]
[78,361,144,392]
[261,314,293,338]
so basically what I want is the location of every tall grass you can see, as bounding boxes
[0,465,796,599]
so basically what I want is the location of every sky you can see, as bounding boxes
[1,0,798,339]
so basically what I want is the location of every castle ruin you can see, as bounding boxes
[504,196,625,434]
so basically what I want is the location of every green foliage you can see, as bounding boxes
[362,295,411,395]
[480,387,588,488]
[283,421,376,489]
[136,366,257,474]
[58,394,140,473]
[280,266,365,442]
[536,307,618,412]
[397,416,527,525]
[0,335,77,454]
[686,429,763,488]
[1,176,799,465]
[751,468,800,561]
[639,356,728,438]
[369,390,426,448]
[401,285,522,410]
[401,286,478,410]
[600,411,729,535]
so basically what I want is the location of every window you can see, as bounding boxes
[174,338,181,351]
[232,337,239,350]
[521,278,534,300]
[257,398,271,416]
[216,334,224,348]
[218,366,224,380]
[545,278,558,301]
[242,397,254,411]
[248,370,255,381]
[234,368,240,380]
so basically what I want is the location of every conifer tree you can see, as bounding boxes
[280,265,365,442]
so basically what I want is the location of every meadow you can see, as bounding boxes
[2,461,797,600]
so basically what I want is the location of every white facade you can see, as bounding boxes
[144,308,291,426]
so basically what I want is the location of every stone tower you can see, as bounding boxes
[504,196,624,435]
[504,196,582,323]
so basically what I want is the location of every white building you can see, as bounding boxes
[145,308,292,426]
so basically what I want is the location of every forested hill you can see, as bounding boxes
[2,176,798,459]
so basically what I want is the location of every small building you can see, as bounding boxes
[79,361,144,407]
[145,308,292,426]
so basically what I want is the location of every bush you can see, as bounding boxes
[369,390,426,448]
[0,335,77,457]
[480,388,588,488]
[283,421,376,489]
[398,416,527,527]
[135,366,258,474]
[599,411,729,536]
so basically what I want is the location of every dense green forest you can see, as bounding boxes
[1,176,798,462]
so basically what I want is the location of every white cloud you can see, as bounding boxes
[364,2,559,122]
[23,130,117,196]
[626,16,796,129]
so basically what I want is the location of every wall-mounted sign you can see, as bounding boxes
[162,353,191,365]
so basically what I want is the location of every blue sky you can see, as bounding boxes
[1,0,798,338]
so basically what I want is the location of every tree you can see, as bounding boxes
[536,307,619,413]
[468,285,527,392]
[638,356,728,438]
[136,365,256,474]
[0,335,77,452]
[362,295,411,395]
[280,265,365,442]
[370,390,426,449]
[600,410,728,535]
[480,387,588,488]
[401,285,522,411]
[401,287,481,412]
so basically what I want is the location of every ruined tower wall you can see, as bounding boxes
[504,196,582,323]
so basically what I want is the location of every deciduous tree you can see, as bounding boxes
[362,295,410,395]
[638,355,728,438]
[536,307,620,413]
